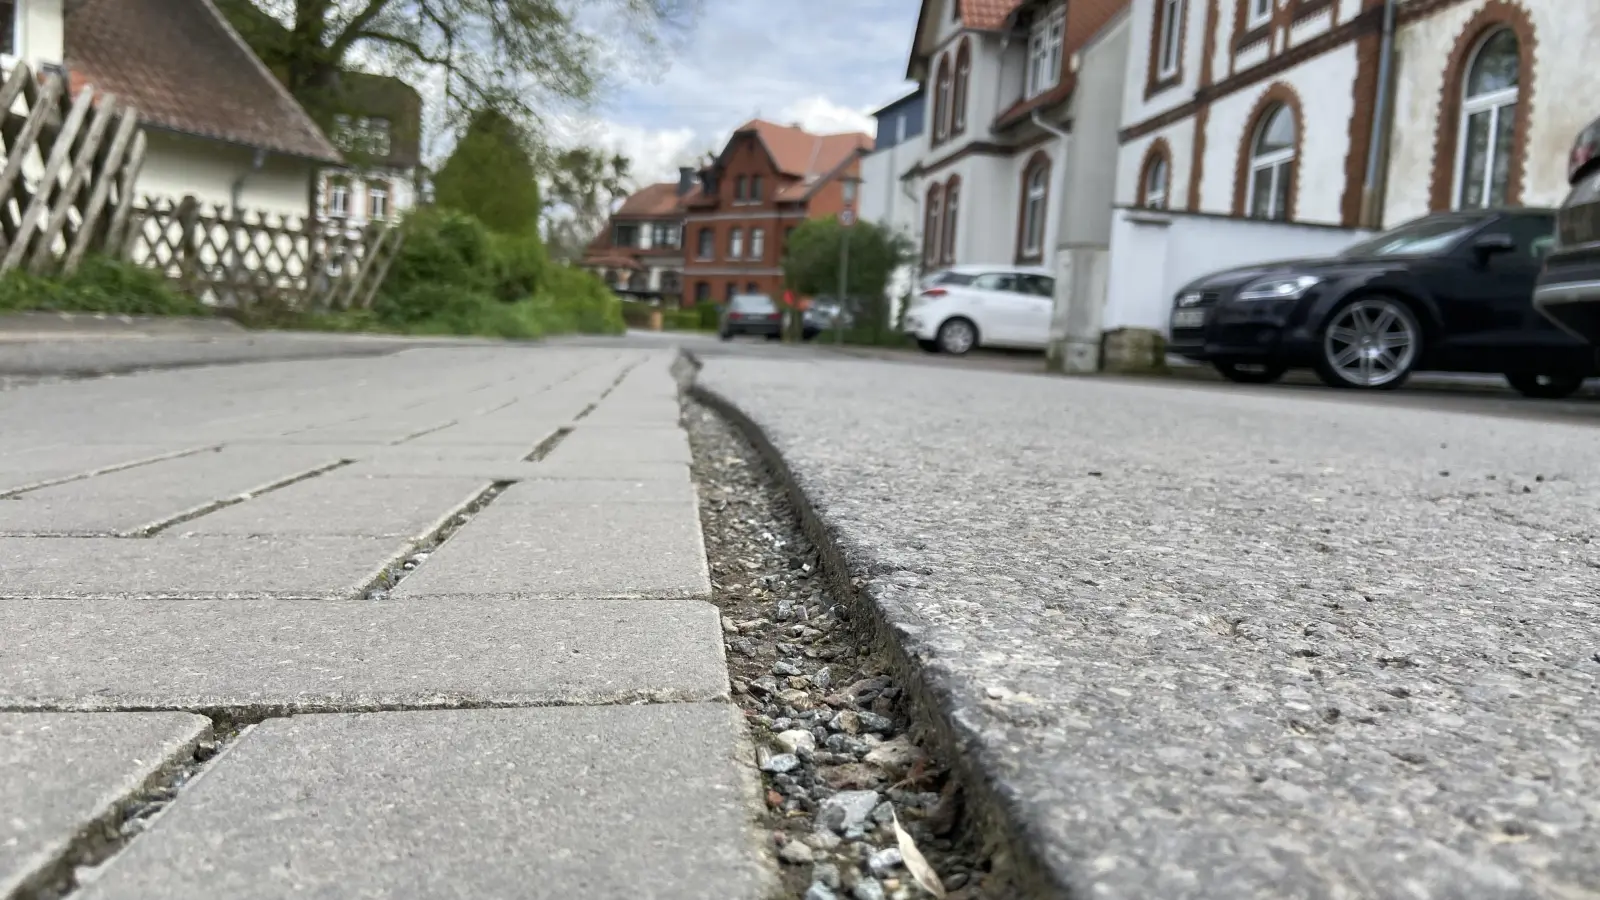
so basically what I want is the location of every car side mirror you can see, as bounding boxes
[1473,233,1515,260]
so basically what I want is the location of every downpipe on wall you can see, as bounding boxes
[1360,0,1398,227]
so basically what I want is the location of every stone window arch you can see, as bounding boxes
[1016,151,1051,263]
[923,183,943,266]
[933,54,953,143]
[941,175,961,264]
[1429,1,1536,211]
[1138,139,1173,209]
[1233,84,1302,221]
[952,39,972,136]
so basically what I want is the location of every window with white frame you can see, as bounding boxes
[729,227,744,259]
[750,228,766,260]
[1246,0,1272,28]
[1455,28,1519,210]
[1027,5,1066,98]
[329,180,350,218]
[1246,104,1295,220]
[368,182,390,219]
[1157,0,1184,79]
[1020,160,1049,258]
[1144,156,1169,209]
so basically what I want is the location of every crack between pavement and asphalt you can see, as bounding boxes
[684,351,1044,899]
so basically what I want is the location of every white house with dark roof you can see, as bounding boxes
[57,0,341,218]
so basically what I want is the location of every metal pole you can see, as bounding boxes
[836,226,848,345]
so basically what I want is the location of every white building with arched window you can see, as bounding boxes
[1100,0,1590,371]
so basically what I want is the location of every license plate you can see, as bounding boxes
[1172,309,1207,329]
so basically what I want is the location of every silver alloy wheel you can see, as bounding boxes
[1322,298,1418,388]
[939,319,976,354]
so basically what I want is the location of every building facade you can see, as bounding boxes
[861,89,929,320]
[894,0,1129,275]
[582,178,691,304]
[681,119,872,304]
[314,73,426,228]
[1104,0,1591,350]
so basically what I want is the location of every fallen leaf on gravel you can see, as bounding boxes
[892,810,945,898]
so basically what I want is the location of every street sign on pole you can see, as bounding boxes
[840,209,855,227]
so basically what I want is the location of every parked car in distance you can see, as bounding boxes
[720,293,819,342]
[1168,209,1596,396]
[1534,115,1600,346]
[903,264,1055,354]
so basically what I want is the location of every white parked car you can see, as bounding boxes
[903,264,1055,354]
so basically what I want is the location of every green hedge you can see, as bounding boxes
[0,256,205,316]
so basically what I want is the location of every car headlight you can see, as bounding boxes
[1236,275,1321,302]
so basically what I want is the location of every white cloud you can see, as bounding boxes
[547,114,703,187]
[774,96,878,138]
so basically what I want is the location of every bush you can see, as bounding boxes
[486,231,548,303]
[697,301,720,330]
[0,256,205,316]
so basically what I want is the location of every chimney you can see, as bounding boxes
[677,166,695,196]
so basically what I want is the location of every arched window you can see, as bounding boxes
[933,55,952,142]
[697,227,714,259]
[923,184,943,266]
[1246,103,1295,220]
[694,281,711,303]
[952,41,972,136]
[1455,28,1520,209]
[1139,143,1171,209]
[941,176,961,264]
[1017,154,1050,262]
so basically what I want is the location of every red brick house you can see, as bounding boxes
[682,120,874,305]
[582,176,693,304]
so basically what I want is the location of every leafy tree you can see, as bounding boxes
[541,147,632,262]
[214,0,694,126]
[782,216,912,339]
[433,108,543,235]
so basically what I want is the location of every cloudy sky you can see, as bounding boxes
[555,0,923,187]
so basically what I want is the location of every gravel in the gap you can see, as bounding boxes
[685,400,995,900]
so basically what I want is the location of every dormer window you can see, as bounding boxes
[1246,0,1272,29]
[1027,4,1066,98]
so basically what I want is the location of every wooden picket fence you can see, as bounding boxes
[124,197,403,310]
[0,61,146,275]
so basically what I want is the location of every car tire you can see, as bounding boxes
[936,317,979,356]
[1505,371,1586,399]
[1213,360,1288,384]
[916,339,940,353]
[719,331,733,341]
[1312,295,1422,390]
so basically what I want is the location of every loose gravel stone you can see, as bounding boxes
[780,841,817,865]
[867,847,903,877]
[686,400,993,898]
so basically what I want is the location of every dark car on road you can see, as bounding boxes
[1168,209,1596,396]
[1534,116,1600,345]
[719,293,819,342]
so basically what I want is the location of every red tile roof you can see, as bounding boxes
[721,120,873,201]
[65,0,341,164]
[614,182,687,218]
[961,0,1024,30]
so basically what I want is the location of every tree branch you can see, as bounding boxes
[329,0,398,56]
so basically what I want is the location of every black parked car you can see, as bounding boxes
[719,293,819,341]
[1168,210,1596,396]
[1534,116,1600,344]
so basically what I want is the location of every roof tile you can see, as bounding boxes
[614,182,688,217]
[961,0,1024,30]
[65,0,341,164]
[736,120,873,182]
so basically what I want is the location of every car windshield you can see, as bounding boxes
[1339,214,1488,258]
[928,271,977,287]
[731,295,775,313]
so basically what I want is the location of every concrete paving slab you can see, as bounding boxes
[544,426,692,464]
[338,459,548,480]
[79,705,762,900]
[0,535,399,600]
[0,598,728,710]
[532,459,692,482]
[393,499,709,600]
[0,446,347,535]
[0,444,198,495]
[497,477,696,505]
[0,712,210,897]
[166,475,490,538]
[697,358,1600,898]
[578,401,683,428]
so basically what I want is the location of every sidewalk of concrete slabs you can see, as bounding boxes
[0,347,771,899]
